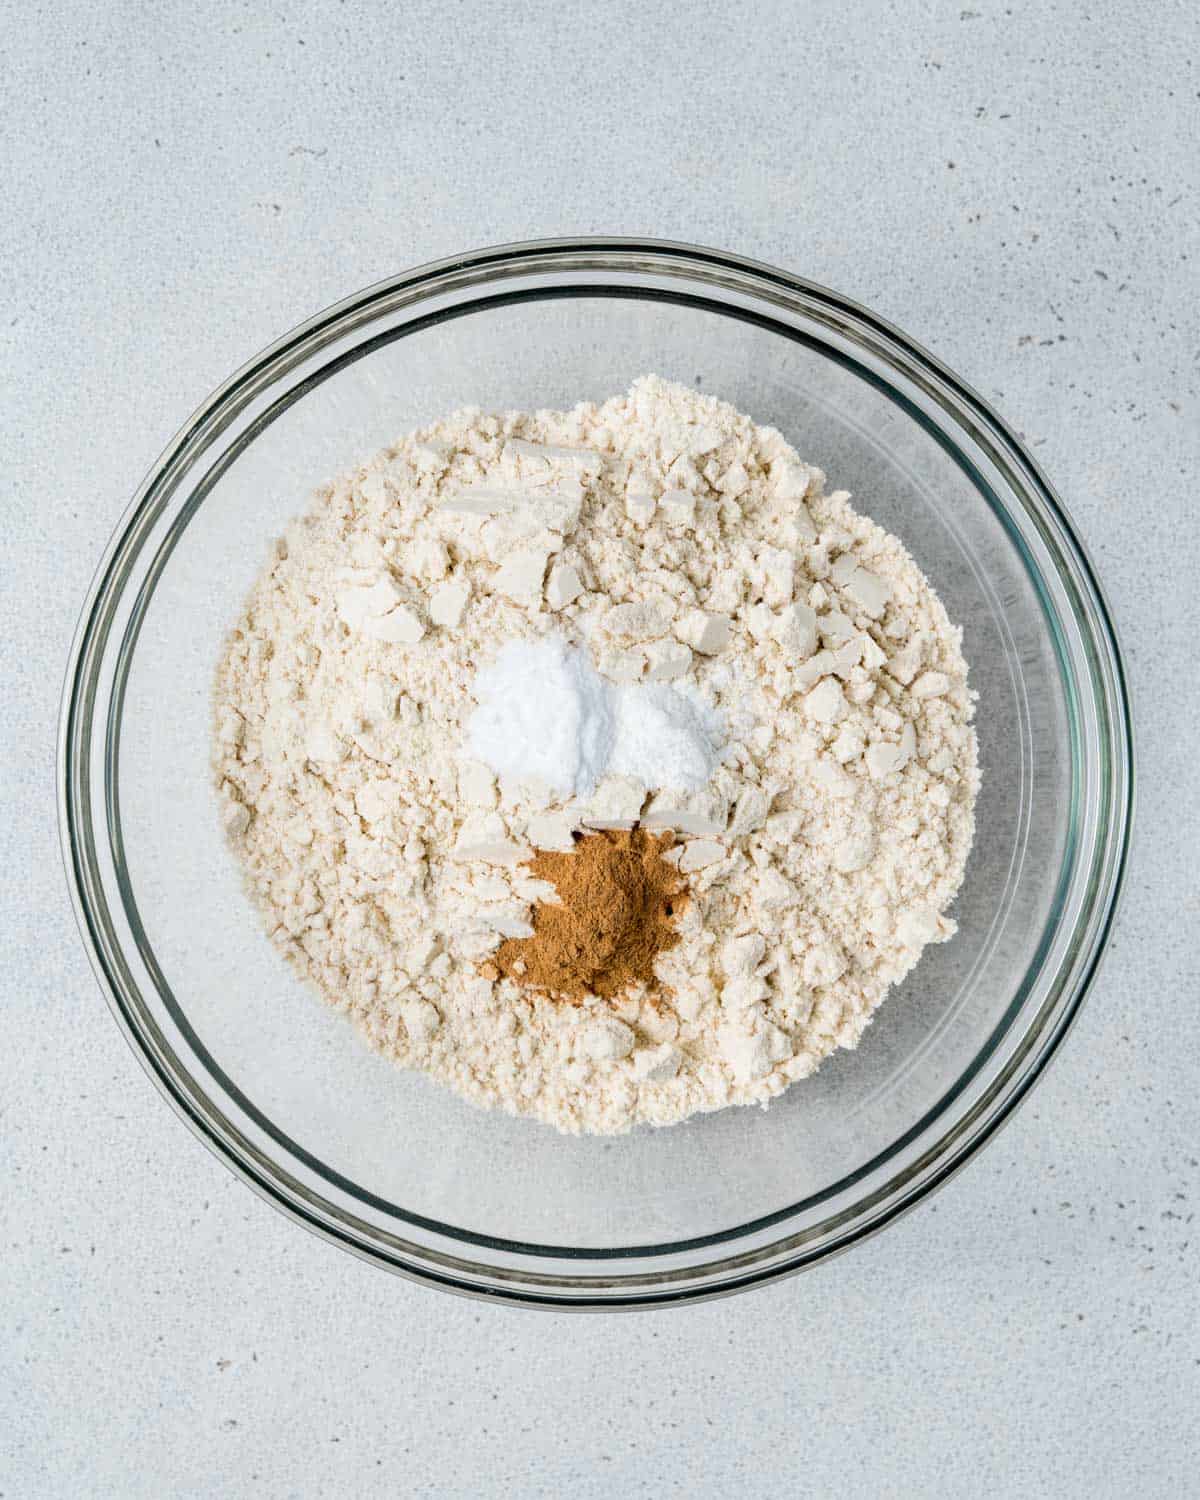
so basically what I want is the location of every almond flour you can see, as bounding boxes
[213,376,979,1134]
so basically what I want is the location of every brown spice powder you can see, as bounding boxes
[489,829,688,1003]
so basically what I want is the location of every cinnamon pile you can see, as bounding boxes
[488,829,687,1003]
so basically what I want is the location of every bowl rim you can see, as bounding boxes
[58,236,1135,1307]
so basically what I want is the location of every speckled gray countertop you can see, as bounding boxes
[2,2,1197,1495]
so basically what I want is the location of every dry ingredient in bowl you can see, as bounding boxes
[467,634,723,796]
[490,828,686,1002]
[213,376,979,1134]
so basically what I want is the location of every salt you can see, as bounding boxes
[466,635,722,798]
[609,683,723,792]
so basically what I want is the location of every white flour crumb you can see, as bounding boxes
[213,375,980,1135]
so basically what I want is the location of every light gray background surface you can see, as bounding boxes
[2,2,1196,1495]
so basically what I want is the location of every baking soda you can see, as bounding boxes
[467,637,615,797]
[467,634,723,797]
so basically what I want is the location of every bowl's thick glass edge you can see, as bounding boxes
[57,238,1135,1306]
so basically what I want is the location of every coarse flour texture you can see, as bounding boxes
[214,377,979,1134]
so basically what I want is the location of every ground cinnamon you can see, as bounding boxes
[490,829,687,1003]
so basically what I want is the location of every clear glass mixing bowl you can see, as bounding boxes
[59,240,1133,1307]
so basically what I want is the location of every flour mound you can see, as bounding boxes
[213,376,980,1135]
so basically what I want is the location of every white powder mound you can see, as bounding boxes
[610,679,723,793]
[213,376,980,1135]
[467,637,617,798]
[468,634,722,796]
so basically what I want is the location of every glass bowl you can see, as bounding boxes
[59,239,1133,1307]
